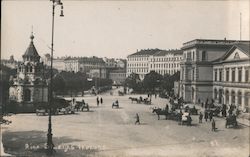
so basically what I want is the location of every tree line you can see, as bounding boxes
[124,71,180,95]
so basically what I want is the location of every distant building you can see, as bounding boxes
[109,69,126,85]
[89,68,107,79]
[127,49,183,80]
[179,39,249,107]
[64,56,106,73]
[9,33,48,112]
[1,55,19,69]
[43,54,65,72]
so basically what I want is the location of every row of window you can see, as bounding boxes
[184,51,207,61]
[150,63,179,68]
[127,63,148,67]
[214,67,249,82]
[127,69,178,75]
[18,66,40,73]
[128,56,182,62]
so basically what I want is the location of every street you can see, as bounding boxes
[2,89,249,157]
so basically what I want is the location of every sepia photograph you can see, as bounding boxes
[0,0,249,157]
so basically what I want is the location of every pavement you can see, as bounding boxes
[1,87,249,157]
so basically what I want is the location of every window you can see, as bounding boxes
[238,68,242,82]
[238,91,242,105]
[226,69,229,81]
[201,51,206,61]
[232,69,235,82]
[246,69,249,82]
[24,89,31,101]
[219,70,222,81]
[214,70,217,81]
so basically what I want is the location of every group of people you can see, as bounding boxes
[198,111,216,131]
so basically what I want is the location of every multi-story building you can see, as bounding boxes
[179,39,249,105]
[127,49,183,80]
[109,69,126,85]
[43,54,66,72]
[213,42,250,111]
[64,56,106,73]
[9,33,48,112]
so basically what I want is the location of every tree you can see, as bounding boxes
[124,73,142,92]
[52,74,66,95]
[143,71,163,92]
[161,71,180,95]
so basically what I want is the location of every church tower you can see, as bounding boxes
[9,33,48,112]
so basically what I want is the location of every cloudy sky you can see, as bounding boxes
[1,0,249,61]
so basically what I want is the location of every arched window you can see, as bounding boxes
[24,89,31,101]
[29,66,33,72]
[225,90,229,104]
[238,91,242,105]
[231,90,235,104]
[219,89,223,104]
[214,88,218,99]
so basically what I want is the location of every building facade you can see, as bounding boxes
[109,69,126,85]
[127,49,182,80]
[9,33,48,112]
[213,43,250,111]
[179,39,249,106]
[64,56,106,73]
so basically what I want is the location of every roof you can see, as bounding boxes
[182,39,250,50]
[22,34,40,58]
[128,49,161,57]
[154,49,183,56]
[64,56,105,64]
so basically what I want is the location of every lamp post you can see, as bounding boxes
[47,0,64,155]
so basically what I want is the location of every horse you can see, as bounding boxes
[129,97,139,103]
[152,108,168,120]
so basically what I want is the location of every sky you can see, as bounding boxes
[1,0,249,61]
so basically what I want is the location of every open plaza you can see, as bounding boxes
[1,88,249,157]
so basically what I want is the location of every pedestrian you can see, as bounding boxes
[155,93,157,99]
[209,111,213,122]
[212,119,216,131]
[165,104,169,113]
[199,112,203,123]
[201,102,204,108]
[100,97,103,104]
[96,97,99,106]
[204,110,208,122]
[135,113,140,125]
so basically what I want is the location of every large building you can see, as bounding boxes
[1,55,19,69]
[9,33,48,112]
[109,69,126,85]
[43,54,66,72]
[213,42,250,111]
[127,49,183,80]
[179,39,249,111]
[64,56,106,73]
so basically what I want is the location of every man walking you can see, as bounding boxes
[199,112,203,123]
[96,97,99,106]
[212,119,216,131]
[100,97,103,104]
[135,113,140,125]
[204,110,208,122]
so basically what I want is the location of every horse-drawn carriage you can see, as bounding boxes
[181,112,192,126]
[118,91,124,96]
[183,104,198,115]
[129,97,151,105]
[112,100,119,108]
[152,107,181,121]
[75,101,89,112]
[225,115,238,128]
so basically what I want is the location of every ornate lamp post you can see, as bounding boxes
[47,0,64,155]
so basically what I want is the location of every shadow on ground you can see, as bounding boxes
[2,130,99,157]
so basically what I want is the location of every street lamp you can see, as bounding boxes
[47,0,64,155]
